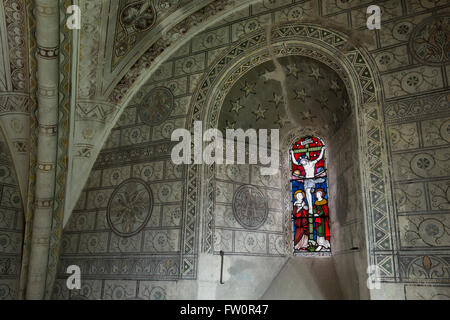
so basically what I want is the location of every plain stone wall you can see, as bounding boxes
[261,257,343,299]
[196,254,287,300]
[328,115,369,300]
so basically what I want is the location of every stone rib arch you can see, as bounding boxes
[64,0,260,227]
[185,22,398,282]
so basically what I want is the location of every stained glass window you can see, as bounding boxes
[290,136,331,253]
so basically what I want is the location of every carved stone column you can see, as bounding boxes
[25,0,59,299]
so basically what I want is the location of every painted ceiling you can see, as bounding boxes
[218,55,351,135]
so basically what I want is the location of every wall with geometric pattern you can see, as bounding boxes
[0,129,24,300]
[53,0,450,300]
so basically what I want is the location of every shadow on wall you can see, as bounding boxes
[261,257,344,299]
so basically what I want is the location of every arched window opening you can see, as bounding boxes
[290,136,330,254]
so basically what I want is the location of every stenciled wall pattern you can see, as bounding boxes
[388,92,450,289]
[53,0,450,300]
[0,130,24,300]
[54,80,188,299]
[318,0,450,299]
[211,55,351,258]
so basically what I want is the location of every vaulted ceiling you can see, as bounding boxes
[0,0,258,224]
[218,55,351,136]
[68,0,258,225]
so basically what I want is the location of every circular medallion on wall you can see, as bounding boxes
[274,235,286,255]
[410,15,450,66]
[120,1,156,33]
[418,218,445,246]
[149,286,166,300]
[232,184,268,230]
[0,165,10,180]
[138,87,174,126]
[107,178,153,237]
[393,21,413,42]
[440,119,450,143]
[226,165,241,181]
[140,165,154,181]
[411,153,435,178]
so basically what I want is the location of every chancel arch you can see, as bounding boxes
[187,22,393,298]
[56,20,392,300]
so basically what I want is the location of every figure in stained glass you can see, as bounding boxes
[290,136,331,253]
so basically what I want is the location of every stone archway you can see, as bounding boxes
[186,22,397,287]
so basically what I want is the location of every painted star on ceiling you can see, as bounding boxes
[225,120,236,130]
[332,113,339,126]
[270,93,284,108]
[240,81,256,97]
[275,114,290,128]
[260,69,279,82]
[261,69,273,81]
[230,98,245,114]
[309,67,322,81]
[316,95,329,110]
[301,110,317,121]
[253,104,267,121]
[286,64,301,79]
[341,100,350,113]
[294,88,309,102]
[330,79,341,95]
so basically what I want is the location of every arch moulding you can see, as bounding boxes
[186,22,398,282]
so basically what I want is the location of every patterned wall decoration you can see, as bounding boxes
[0,0,31,209]
[388,92,450,284]
[54,81,187,299]
[187,22,391,275]
[63,0,252,230]
[1,0,29,92]
[76,0,102,99]
[114,0,158,63]
[208,55,351,258]
[53,0,450,299]
[368,2,450,293]
[232,185,269,230]
[316,0,450,296]
[409,15,449,66]
[107,178,154,237]
[0,129,24,300]
[111,0,192,69]
[108,0,237,103]
[212,163,284,256]
[137,87,174,126]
